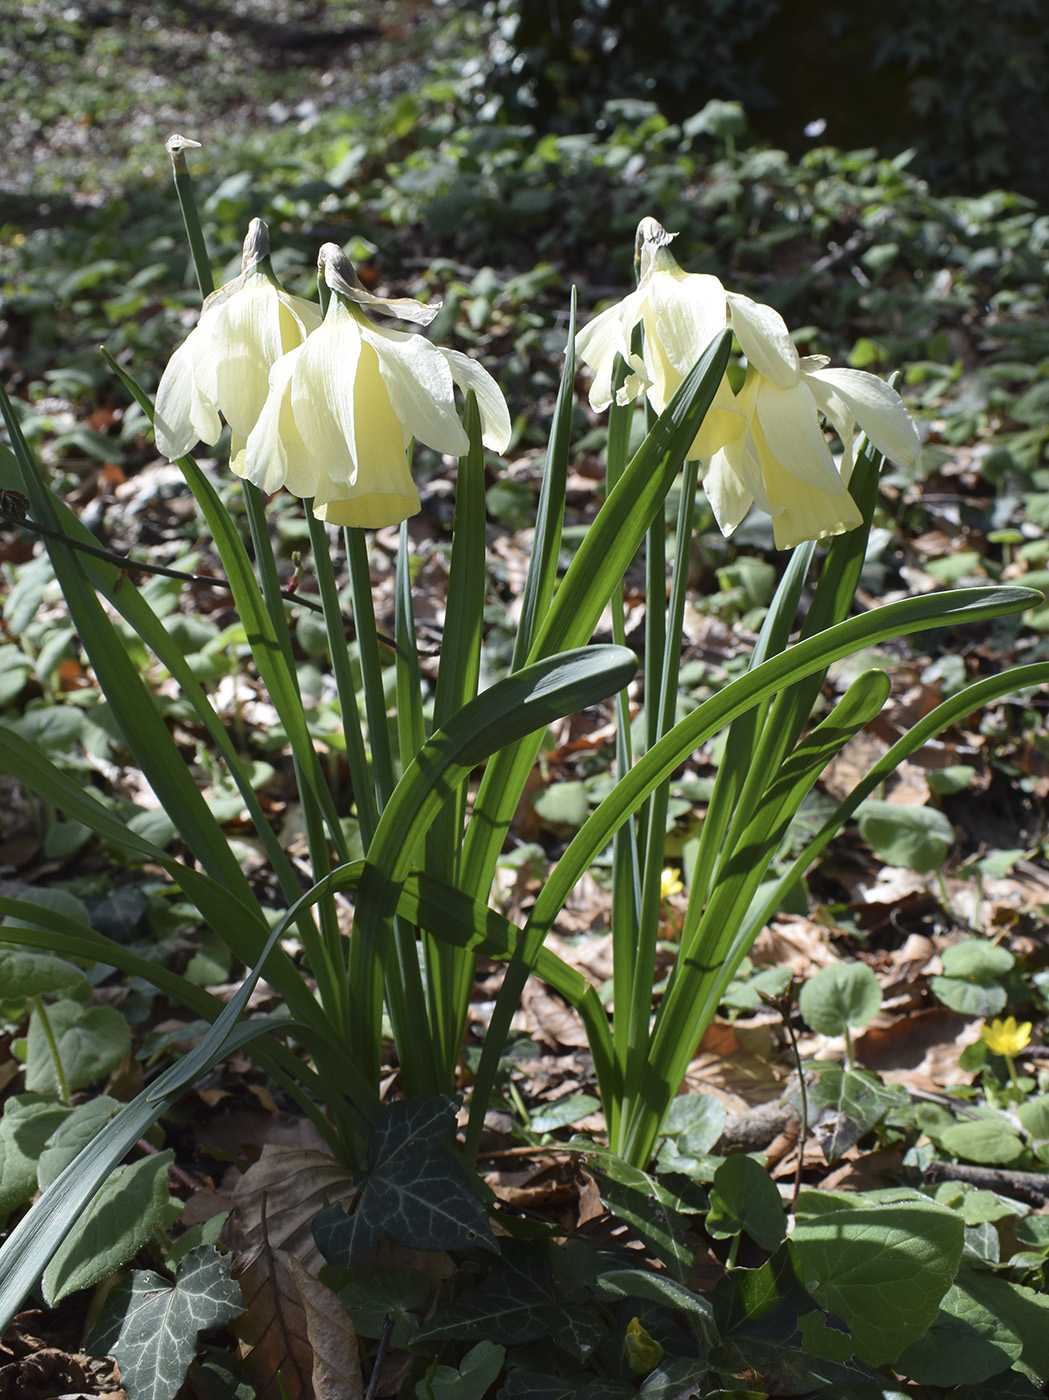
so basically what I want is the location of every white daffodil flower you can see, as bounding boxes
[706,291,921,549]
[153,219,321,462]
[575,217,742,461]
[242,244,511,529]
[578,215,921,551]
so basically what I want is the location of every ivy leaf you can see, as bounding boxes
[44,1150,176,1305]
[805,1064,910,1162]
[414,1241,604,1362]
[313,1096,496,1268]
[89,1245,244,1400]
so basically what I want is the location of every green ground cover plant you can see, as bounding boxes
[3,6,1049,1398]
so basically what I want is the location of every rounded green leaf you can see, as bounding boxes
[25,1001,131,1093]
[0,948,89,1002]
[938,1118,1025,1166]
[940,940,1015,979]
[930,977,1007,1017]
[707,1154,786,1251]
[858,801,954,873]
[43,1150,176,1305]
[792,1200,964,1365]
[800,962,882,1037]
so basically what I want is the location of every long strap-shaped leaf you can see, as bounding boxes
[465,583,1040,1155]
[1,383,257,904]
[0,898,345,1146]
[0,901,300,1333]
[0,723,324,1030]
[459,329,734,906]
[617,668,892,1159]
[346,644,639,1082]
[737,661,1049,964]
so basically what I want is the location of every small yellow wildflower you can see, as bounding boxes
[660,867,684,900]
[981,1016,1032,1057]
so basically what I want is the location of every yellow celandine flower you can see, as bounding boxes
[660,867,684,900]
[243,244,511,528]
[154,219,321,463]
[981,1016,1032,1057]
[575,217,922,550]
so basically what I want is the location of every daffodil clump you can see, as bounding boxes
[576,217,921,549]
[154,220,510,529]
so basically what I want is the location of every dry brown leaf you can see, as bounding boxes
[224,1146,357,1275]
[233,1237,362,1400]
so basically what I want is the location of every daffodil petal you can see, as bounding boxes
[726,292,800,388]
[289,310,364,485]
[366,326,470,457]
[154,331,221,459]
[575,285,649,410]
[440,346,513,453]
[807,366,921,467]
[645,269,726,377]
[703,445,756,537]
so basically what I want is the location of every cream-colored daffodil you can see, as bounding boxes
[705,290,921,549]
[575,217,742,461]
[154,219,321,462]
[577,217,921,551]
[242,244,511,529]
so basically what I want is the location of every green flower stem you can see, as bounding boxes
[344,528,395,808]
[30,997,70,1104]
[305,510,379,845]
[342,525,433,1091]
[166,136,214,300]
[429,399,487,1085]
[623,459,699,1114]
[241,482,346,1024]
[607,367,641,1131]
[1005,1053,1023,1105]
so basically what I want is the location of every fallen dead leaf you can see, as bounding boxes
[233,1227,363,1400]
[223,1145,357,1275]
